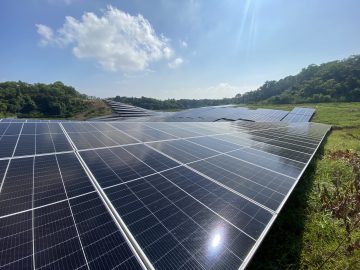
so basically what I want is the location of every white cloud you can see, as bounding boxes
[36,24,54,46]
[36,6,174,72]
[180,40,188,48]
[168,57,183,69]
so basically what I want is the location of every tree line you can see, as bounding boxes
[0,81,88,118]
[111,55,360,109]
[2,54,359,119]
[237,55,360,104]
[111,96,240,110]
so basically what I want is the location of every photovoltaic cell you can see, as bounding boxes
[21,123,36,134]
[14,135,36,156]
[100,130,139,146]
[104,173,253,269]
[161,167,273,238]
[0,123,10,135]
[148,140,218,164]
[123,144,180,172]
[66,132,107,150]
[4,123,22,135]
[69,193,143,269]
[34,155,67,207]
[0,157,33,216]
[34,201,88,269]
[80,147,156,188]
[51,133,73,152]
[0,119,331,270]
[188,157,291,211]
[148,127,202,138]
[0,211,33,269]
[0,159,9,181]
[35,134,55,154]
[251,143,311,164]
[57,153,96,197]
[187,136,241,153]
[0,135,18,158]
[121,128,177,142]
[227,147,304,178]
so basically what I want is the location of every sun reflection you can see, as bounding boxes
[208,225,227,256]
[211,233,221,247]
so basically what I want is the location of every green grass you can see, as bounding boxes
[71,99,112,120]
[247,102,360,270]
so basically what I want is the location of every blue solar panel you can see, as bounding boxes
[0,119,330,270]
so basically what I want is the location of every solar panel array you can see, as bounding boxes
[0,120,330,270]
[91,100,316,123]
[281,107,315,123]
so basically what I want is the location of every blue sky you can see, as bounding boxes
[0,0,359,99]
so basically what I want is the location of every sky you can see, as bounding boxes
[0,0,359,99]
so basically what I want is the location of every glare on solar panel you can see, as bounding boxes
[0,119,330,270]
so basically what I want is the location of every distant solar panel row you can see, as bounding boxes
[94,101,316,123]
[281,107,315,123]
[0,120,330,270]
[104,100,154,118]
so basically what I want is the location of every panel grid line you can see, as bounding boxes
[77,142,243,268]
[53,153,90,270]
[239,124,331,269]
[144,143,276,214]
[59,122,152,270]
[118,144,263,238]
[0,119,330,270]
[0,123,24,194]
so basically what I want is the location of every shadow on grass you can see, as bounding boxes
[247,135,329,270]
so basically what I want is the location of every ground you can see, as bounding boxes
[72,99,112,120]
[244,102,360,269]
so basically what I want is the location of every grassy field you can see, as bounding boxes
[71,99,112,120]
[246,102,360,269]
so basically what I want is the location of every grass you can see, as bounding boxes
[247,102,360,269]
[71,99,112,120]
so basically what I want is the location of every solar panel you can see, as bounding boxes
[100,102,317,123]
[2,123,73,158]
[0,152,145,270]
[281,107,315,123]
[0,119,330,270]
[103,171,258,269]
[148,140,218,163]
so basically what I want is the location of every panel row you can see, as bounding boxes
[0,153,94,217]
[0,193,142,270]
[0,123,72,158]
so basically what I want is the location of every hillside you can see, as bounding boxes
[111,96,238,110]
[238,55,360,104]
[0,81,90,118]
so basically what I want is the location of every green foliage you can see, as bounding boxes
[111,96,240,110]
[71,99,113,120]
[239,55,360,104]
[0,81,88,118]
[112,55,360,109]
